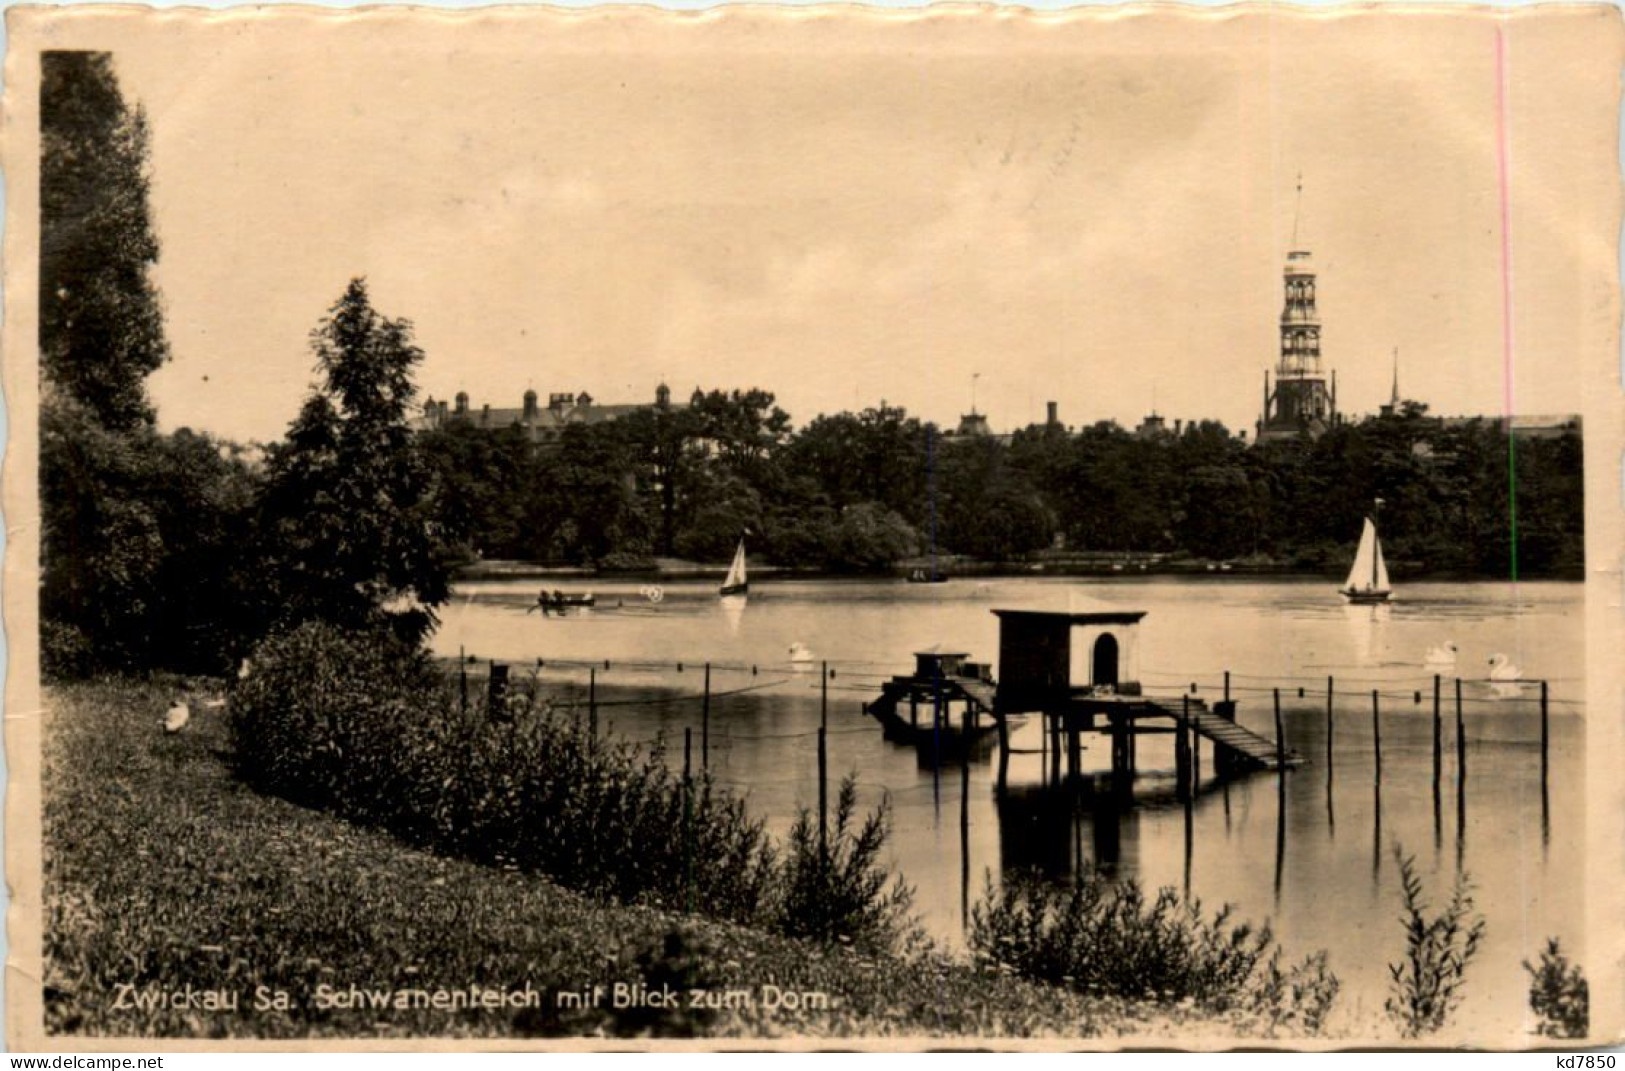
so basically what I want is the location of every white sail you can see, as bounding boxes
[721,539,748,593]
[1343,517,1390,594]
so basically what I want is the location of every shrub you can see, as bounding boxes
[1525,938,1588,1039]
[1385,849,1485,1038]
[969,869,1337,1032]
[777,775,916,954]
[230,623,780,929]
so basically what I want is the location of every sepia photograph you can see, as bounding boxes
[4,4,1620,1051]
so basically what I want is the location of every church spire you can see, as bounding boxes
[1291,172,1304,249]
[1390,347,1400,410]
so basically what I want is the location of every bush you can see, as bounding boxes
[229,623,797,933]
[970,869,1338,1033]
[1385,849,1485,1038]
[229,620,442,815]
[1525,938,1588,1039]
[777,775,916,954]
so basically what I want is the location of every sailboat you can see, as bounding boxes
[1340,516,1392,604]
[719,538,749,597]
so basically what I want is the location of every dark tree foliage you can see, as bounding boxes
[40,52,167,431]
[255,280,452,644]
[413,390,1582,578]
[41,398,259,676]
[38,53,266,678]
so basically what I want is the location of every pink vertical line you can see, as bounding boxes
[1495,24,1520,585]
[1495,25,1517,420]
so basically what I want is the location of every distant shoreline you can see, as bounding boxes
[453,557,1584,584]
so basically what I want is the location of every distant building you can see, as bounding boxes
[1435,413,1582,441]
[1257,248,1338,442]
[412,383,691,445]
[1134,413,1169,440]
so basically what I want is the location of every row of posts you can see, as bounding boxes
[1164,672,1551,802]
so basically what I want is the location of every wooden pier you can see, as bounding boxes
[863,608,1301,798]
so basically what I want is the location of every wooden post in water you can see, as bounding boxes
[683,728,693,912]
[1455,677,1466,786]
[1371,689,1382,782]
[702,663,711,770]
[589,667,598,742]
[817,726,829,863]
[1273,688,1285,769]
[1193,713,1201,790]
[1540,680,1550,790]
[821,661,829,732]
[1176,696,1192,802]
[1326,676,1334,773]
[1223,670,1231,704]
[1432,675,1442,792]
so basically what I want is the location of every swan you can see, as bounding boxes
[1425,641,1458,666]
[1488,653,1523,682]
[788,642,815,665]
[163,699,191,734]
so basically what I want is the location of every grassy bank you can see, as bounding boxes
[44,677,1205,1040]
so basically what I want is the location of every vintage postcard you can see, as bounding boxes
[4,3,1621,1051]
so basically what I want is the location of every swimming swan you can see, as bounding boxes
[1425,641,1458,666]
[1488,653,1523,682]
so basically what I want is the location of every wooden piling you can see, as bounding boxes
[817,726,829,861]
[1325,675,1334,774]
[1455,677,1466,786]
[1371,689,1382,781]
[1273,688,1285,769]
[821,660,829,732]
[1432,674,1442,792]
[1224,670,1231,703]
[1183,698,1196,799]
[683,727,694,912]
[702,663,711,770]
[1540,680,1550,790]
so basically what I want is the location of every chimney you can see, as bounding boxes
[523,389,538,420]
[1046,401,1059,427]
[1174,419,1183,436]
[455,391,469,416]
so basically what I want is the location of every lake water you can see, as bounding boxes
[432,576,1584,1041]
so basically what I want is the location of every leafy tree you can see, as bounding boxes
[41,399,259,676]
[40,52,167,431]
[827,503,919,572]
[255,280,452,644]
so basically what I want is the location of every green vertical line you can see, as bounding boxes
[1507,429,1519,582]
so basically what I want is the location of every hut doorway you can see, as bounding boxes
[1092,633,1120,688]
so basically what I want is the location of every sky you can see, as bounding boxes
[20,6,1620,444]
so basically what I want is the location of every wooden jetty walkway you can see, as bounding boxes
[862,608,1302,799]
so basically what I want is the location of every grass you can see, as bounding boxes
[44,676,1213,1040]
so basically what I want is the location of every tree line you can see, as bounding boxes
[39,52,1584,682]
[419,398,1583,581]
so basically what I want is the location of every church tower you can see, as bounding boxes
[1257,211,1337,442]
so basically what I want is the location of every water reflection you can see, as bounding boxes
[434,576,1584,1039]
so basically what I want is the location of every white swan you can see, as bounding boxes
[1488,653,1523,682]
[788,642,815,666]
[163,699,191,734]
[1424,641,1458,666]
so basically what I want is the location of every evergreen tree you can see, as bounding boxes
[40,51,167,431]
[256,280,451,644]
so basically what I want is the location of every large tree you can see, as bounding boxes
[255,280,452,644]
[40,51,168,431]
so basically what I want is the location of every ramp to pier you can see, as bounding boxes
[1147,698,1303,771]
